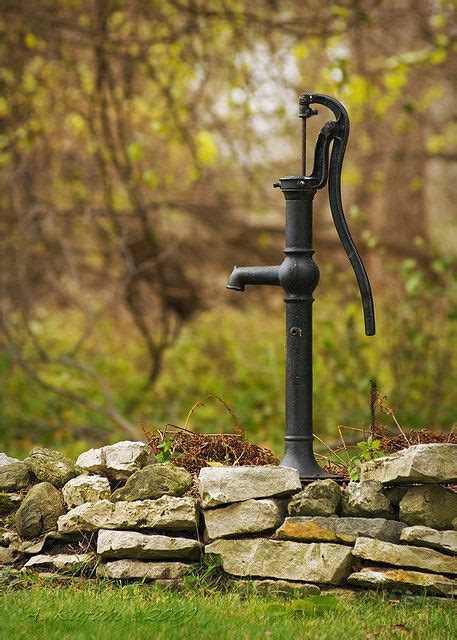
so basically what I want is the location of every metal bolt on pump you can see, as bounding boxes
[226,94,376,480]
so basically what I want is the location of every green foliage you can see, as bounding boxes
[347,436,385,481]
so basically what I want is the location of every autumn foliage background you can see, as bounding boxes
[0,1,455,457]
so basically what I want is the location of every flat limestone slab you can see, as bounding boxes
[352,537,457,575]
[97,529,202,561]
[348,567,456,597]
[199,466,301,508]
[76,441,154,480]
[359,444,457,484]
[275,516,405,544]
[205,538,353,585]
[97,559,193,581]
[24,553,96,574]
[57,497,198,533]
[204,499,284,539]
[400,526,457,555]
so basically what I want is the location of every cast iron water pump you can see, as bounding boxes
[226,93,376,480]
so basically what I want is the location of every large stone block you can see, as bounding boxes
[205,538,353,585]
[348,567,456,597]
[275,516,405,544]
[24,553,96,574]
[400,526,457,555]
[97,559,193,581]
[24,447,80,488]
[97,530,202,561]
[111,463,192,502]
[359,444,457,485]
[199,466,301,508]
[352,537,456,575]
[287,479,341,517]
[62,475,111,508]
[399,485,457,530]
[15,482,65,540]
[0,461,30,491]
[341,481,393,519]
[58,496,198,533]
[204,499,284,539]
[76,441,154,481]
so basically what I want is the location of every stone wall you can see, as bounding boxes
[1,442,456,597]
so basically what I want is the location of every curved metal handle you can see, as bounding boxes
[302,94,376,336]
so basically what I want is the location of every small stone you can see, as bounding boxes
[96,560,193,581]
[359,444,457,485]
[58,496,198,533]
[23,553,96,574]
[249,579,321,597]
[62,475,111,508]
[111,464,192,502]
[287,479,341,517]
[0,530,20,548]
[97,530,202,561]
[0,547,21,564]
[0,461,30,491]
[76,441,154,481]
[400,526,457,555]
[352,537,457,575]
[199,466,301,508]
[0,492,21,514]
[348,567,456,597]
[205,538,353,585]
[341,481,393,519]
[24,447,80,488]
[15,482,65,540]
[204,499,285,539]
[275,516,405,544]
[399,485,457,530]
[0,454,20,467]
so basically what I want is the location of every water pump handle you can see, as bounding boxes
[300,93,376,336]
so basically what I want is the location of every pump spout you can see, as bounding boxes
[226,265,280,292]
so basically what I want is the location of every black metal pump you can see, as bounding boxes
[226,93,376,480]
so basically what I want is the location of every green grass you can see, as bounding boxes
[0,578,455,640]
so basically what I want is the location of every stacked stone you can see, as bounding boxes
[201,444,456,597]
[1,441,201,584]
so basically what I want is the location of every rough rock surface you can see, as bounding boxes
[243,579,321,597]
[111,463,192,502]
[287,479,341,517]
[205,538,353,585]
[348,567,456,597]
[359,444,457,485]
[0,461,30,491]
[15,482,65,539]
[199,466,301,508]
[0,546,21,564]
[352,537,456,575]
[400,526,457,555]
[97,529,202,561]
[24,447,80,487]
[76,441,154,481]
[204,499,284,539]
[399,485,457,530]
[24,553,96,574]
[97,559,193,581]
[58,496,198,533]
[0,492,21,514]
[0,453,20,467]
[275,516,405,544]
[62,475,111,508]
[341,481,393,519]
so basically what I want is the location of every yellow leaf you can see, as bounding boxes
[196,130,218,165]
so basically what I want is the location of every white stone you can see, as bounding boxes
[97,529,202,561]
[58,496,198,533]
[205,538,353,585]
[24,553,96,574]
[352,537,457,575]
[199,466,301,508]
[76,441,154,480]
[348,567,456,597]
[400,526,457,555]
[0,453,20,467]
[97,559,193,581]
[204,499,285,539]
[359,444,457,484]
[62,475,111,508]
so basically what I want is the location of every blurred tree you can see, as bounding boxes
[0,0,455,444]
